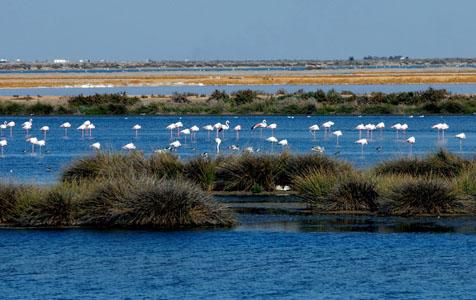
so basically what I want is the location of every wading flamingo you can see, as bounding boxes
[406,136,415,155]
[332,130,343,146]
[355,138,368,154]
[132,124,141,138]
[7,121,15,137]
[90,142,101,152]
[266,136,278,153]
[251,119,267,137]
[60,122,71,138]
[169,140,181,150]
[0,122,7,137]
[166,123,177,139]
[203,125,214,140]
[180,128,191,143]
[122,143,136,151]
[0,139,7,157]
[355,124,366,139]
[215,137,221,154]
[40,126,49,141]
[455,133,466,151]
[309,124,320,140]
[36,140,46,155]
[267,123,277,136]
[234,125,242,140]
[27,137,38,154]
[190,125,199,141]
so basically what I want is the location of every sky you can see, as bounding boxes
[1,0,475,61]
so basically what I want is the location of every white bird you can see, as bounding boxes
[364,124,376,140]
[22,119,32,137]
[36,140,46,154]
[174,121,184,137]
[0,122,7,136]
[455,133,466,151]
[169,140,182,150]
[376,122,385,137]
[40,126,49,140]
[27,137,38,154]
[189,125,199,141]
[309,124,320,139]
[267,123,277,136]
[406,136,415,154]
[400,123,408,134]
[229,144,240,151]
[7,121,15,137]
[332,130,343,145]
[322,121,334,135]
[77,124,86,138]
[278,139,288,147]
[180,128,191,143]
[86,123,95,137]
[203,125,214,140]
[0,139,7,156]
[355,124,366,139]
[440,123,449,139]
[60,122,71,138]
[355,138,368,153]
[215,137,222,154]
[166,123,177,139]
[234,125,242,140]
[251,119,267,137]
[266,136,278,153]
[90,142,101,151]
[132,124,141,138]
[122,143,136,151]
[311,146,325,153]
[244,147,254,153]
[391,123,402,139]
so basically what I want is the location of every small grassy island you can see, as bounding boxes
[3,88,476,115]
[1,150,476,229]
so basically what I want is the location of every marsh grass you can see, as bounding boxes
[183,156,218,191]
[326,176,379,212]
[388,178,465,216]
[374,150,467,177]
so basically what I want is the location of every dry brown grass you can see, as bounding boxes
[3,71,476,88]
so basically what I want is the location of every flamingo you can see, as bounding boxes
[215,137,222,154]
[0,139,7,157]
[400,124,408,136]
[355,124,366,139]
[87,123,95,137]
[220,120,230,138]
[309,124,320,139]
[376,122,385,137]
[90,142,101,152]
[22,119,32,137]
[27,137,38,154]
[122,143,136,151]
[391,123,402,139]
[203,125,214,140]
[0,122,7,137]
[180,128,191,143]
[60,122,71,138]
[40,126,49,140]
[190,125,199,141]
[169,140,182,150]
[213,122,222,138]
[36,140,46,155]
[266,136,278,153]
[132,124,141,138]
[166,123,177,139]
[355,138,368,153]
[432,123,443,139]
[406,136,415,154]
[234,125,242,140]
[365,124,376,140]
[440,123,449,139]
[332,130,343,146]
[322,121,334,136]
[278,139,288,150]
[77,124,86,139]
[174,121,184,137]
[7,121,15,137]
[251,119,267,137]
[267,123,277,136]
[455,133,466,151]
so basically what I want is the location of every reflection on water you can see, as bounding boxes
[236,213,476,234]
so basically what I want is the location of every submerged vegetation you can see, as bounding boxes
[1,150,476,229]
[4,88,476,115]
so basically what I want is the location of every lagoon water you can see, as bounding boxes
[0,115,475,184]
[1,215,476,299]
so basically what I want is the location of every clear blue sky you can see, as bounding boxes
[1,0,475,61]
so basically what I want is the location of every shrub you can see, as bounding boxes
[77,177,234,228]
[389,178,462,215]
[326,178,379,212]
[373,150,466,177]
[0,183,23,223]
[293,170,340,205]
[148,152,183,179]
[183,156,217,191]
[215,154,285,191]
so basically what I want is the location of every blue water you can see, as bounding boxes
[1,215,476,299]
[0,115,474,184]
[3,83,476,96]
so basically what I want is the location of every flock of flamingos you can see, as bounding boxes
[0,118,467,157]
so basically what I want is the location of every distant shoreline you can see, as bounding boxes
[4,69,476,89]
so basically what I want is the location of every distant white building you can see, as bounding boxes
[53,59,68,64]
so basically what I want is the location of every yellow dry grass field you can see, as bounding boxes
[2,71,476,88]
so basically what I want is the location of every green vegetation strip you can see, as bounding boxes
[1,150,476,229]
[4,88,476,115]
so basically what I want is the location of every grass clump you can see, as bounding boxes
[0,183,25,223]
[215,154,285,192]
[183,156,217,191]
[77,176,234,228]
[326,177,379,212]
[147,152,183,179]
[374,150,466,177]
[388,178,463,216]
